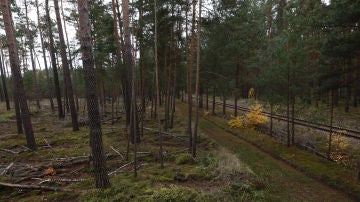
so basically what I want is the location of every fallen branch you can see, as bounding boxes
[109,163,145,176]
[35,178,84,185]
[1,162,14,175]
[108,161,134,176]
[43,138,52,148]
[0,148,19,154]
[0,182,72,192]
[143,127,188,141]
[110,146,125,160]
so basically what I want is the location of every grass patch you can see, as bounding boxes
[205,115,360,200]
[175,153,196,165]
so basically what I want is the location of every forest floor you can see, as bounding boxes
[0,101,358,201]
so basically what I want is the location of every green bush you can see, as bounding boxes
[176,154,196,165]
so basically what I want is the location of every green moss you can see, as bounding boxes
[176,154,196,165]
[147,185,197,202]
[0,111,15,121]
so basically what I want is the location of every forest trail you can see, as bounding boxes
[199,118,354,202]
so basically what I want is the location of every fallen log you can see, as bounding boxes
[143,127,188,141]
[0,182,72,192]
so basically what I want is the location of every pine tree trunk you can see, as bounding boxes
[154,0,163,169]
[45,0,64,118]
[193,0,202,158]
[0,54,10,110]
[212,87,216,115]
[77,0,111,188]
[35,0,54,112]
[14,91,23,134]
[206,87,209,111]
[121,0,134,141]
[1,0,36,150]
[270,103,273,136]
[199,85,203,109]
[54,0,79,131]
[291,95,295,144]
[186,0,195,152]
[25,0,41,110]
[235,57,240,117]
[61,0,79,112]
[327,90,334,159]
[139,0,146,123]
[170,23,179,129]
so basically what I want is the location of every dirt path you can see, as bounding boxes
[199,118,353,202]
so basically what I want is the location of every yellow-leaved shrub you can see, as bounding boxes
[246,102,268,127]
[228,115,246,129]
[228,102,268,129]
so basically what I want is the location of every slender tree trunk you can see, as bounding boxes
[36,0,54,112]
[154,0,163,169]
[186,0,196,152]
[61,0,79,112]
[287,75,290,147]
[355,60,360,108]
[0,54,10,110]
[270,103,273,136]
[139,0,146,123]
[192,0,202,158]
[45,0,64,118]
[0,40,10,111]
[13,92,23,134]
[54,0,79,131]
[121,0,134,141]
[212,87,216,115]
[345,85,351,113]
[77,0,110,188]
[170,24,179,129]
[1,0,36,150]
[327,90,334,159]
[235,57,240,117]
[199,85,203,109]
[164,44,169,131]
[131,42,138,178]
[206,87,209,111]
[291,95,295,144]
[25,0,41,110]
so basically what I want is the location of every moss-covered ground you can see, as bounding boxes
[0,103,265,201]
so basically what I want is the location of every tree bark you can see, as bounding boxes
[291,95,295,144]
[121,0,135,141]
[61,0,79,112]
[45,0,64,118]
[1,0,36,150]
[193,0,202,158]
[212,87,216,115]
[327,90,334,159]
[54,0,79,131]
[206,87,209,111]
[77,0,111,188]
[36,0,54,112]
[186,0,196,152]
[154,0,163,169]
[25,0,41,110]
[0,54,10,110]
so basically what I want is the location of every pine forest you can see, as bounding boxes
[0,0,359,201]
